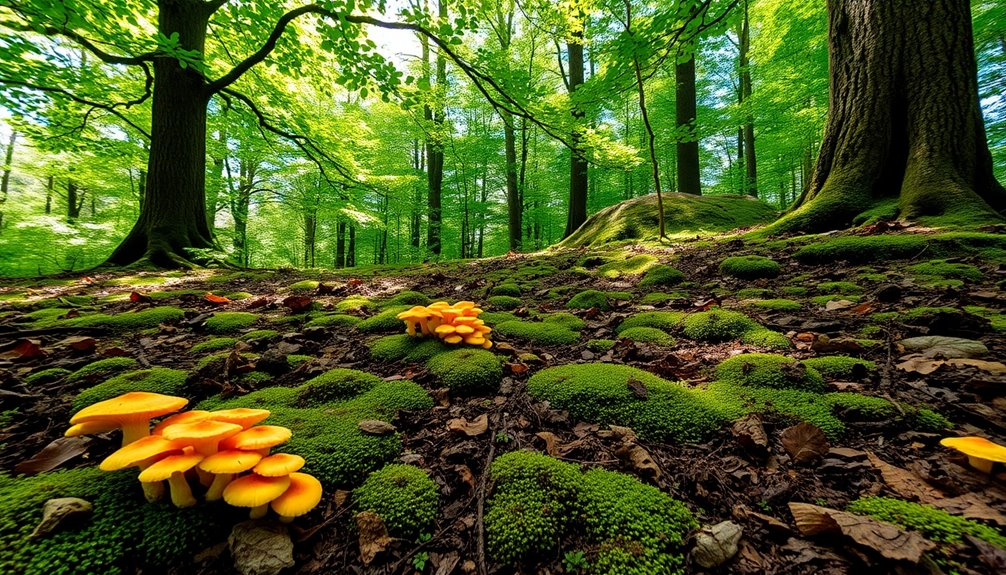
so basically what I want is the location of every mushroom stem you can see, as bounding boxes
[205,473,234,501]
[249,504,269,519]
[418,317,431,336]
[120,421,151,447]
[167,472,197,508]
[967,456,995,474]
[141,481,165,502]
[278,515,294,524]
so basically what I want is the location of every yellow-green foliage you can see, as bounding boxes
[640,292,687,304]
[810,294,862,305]
[824,393,897,419]
[681,309,789,349]
[28,307,185,331]
[287,280,320,291]
[740,329,791,349]
[704,382,846,438]
[744,298,801,311]
[527,364,729,443]
[597,254,658,278]
[485,451,696,572]
[0,469,228,575]
[487,295,522,310]
[304,314,361,329]
[908,260,982,282]
[426,349,503,395]
[794,232,1006,264]
[203,312,259,334]
[241,329,280,341]
[353,464,439,538]
[618,326,675,346]
[189,338,239,354]
[334,295,373,312]
[639,264,685,287]
[490,284,521,297]
[716,354,825,392]
[541,312,586,331]
[719,255,780,279]
[368,334,449,362]
[586,339,616,352]
[802,356,875,379]
[816,281,863,294]
[380,290,431,308]
[198,370,432,487]
[66,358,139,383]
[356,306,410,332]
[495,319,581,345]
[566,289,629,310]
[24,368,72,386]
[847,497,1006,548]
[615,311,687,334]
[73,368,189,412]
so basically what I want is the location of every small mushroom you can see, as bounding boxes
[219,425,292,456]
[444,335,462,345]
[100,435,185,502]
[152,410,213,435]
[138,452,204,508]
[70,392,188,446]
[210,408,271,429]
[65,420,120,438]
[270,472,323,522]
[940,436,1006,473]
[254,453,305,477]
[223,473,292,519]
[160,420,243,456]
[199,450,263,501]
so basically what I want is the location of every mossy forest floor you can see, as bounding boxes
[2,222,1006,574]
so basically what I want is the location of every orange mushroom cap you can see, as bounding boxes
[152,410,213,435]
[161,420,243,453]
[199,450,263,474]
[940,436,1006,472]
[138,452,204,482]
[219,425,292,452]
[65,420,120,438]
[455,325,475,335]
[271,473,323,521]
[254,453,305,477]
[210,408,271,429]
[100,435,185,471]
[223,473,292,508]
[71,392,188,426]
[444,335,462,344]
[435,324,457,335]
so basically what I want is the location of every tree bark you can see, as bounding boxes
[503,111,521,251]
[45,174,53,215]
[675,53,701,195]
[0,130,15,232]
[425,0,447,257]
[775,0,1005,232]
[67,179,81,221]
[739,1,757,196]
[105,0,215,267]
[564,29,589,238]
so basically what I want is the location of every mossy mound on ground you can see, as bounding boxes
[716,354,825,392]
[597,254,658,278]
[203,312,259,334]
[55,307,186,331]
[736,288,774,298]
[615,311,687,334]
[681,309,758,341]
[304,313,361,329]
[487,295,522,310]
[490,284,521,297]
[847,496,1006,549]
[354,464,439,538]
[719,255,781,279]
[356,306,410,333]
[189,337,239,354]
[495,320,581,346]
[485,451,696,572]
[426,349,503,395]
[72,368,189,412]
[558,193,777,247]
[587,339,616,352]
[24,368,72,386]
[639,264,685,287]
[368,334,449,363]
[566,289,630,310]
[793,232,1006,264]
[527,364,730,443]
[241,329,280,342]
[198,372,432,487]
[907,260,983,282]
[704,382,845,438]
[640,291,687,304]
[479,311,520,325]
[618,326,675,346]
[740,329,792,349]
[287,280,320,291]
[743,298,801,311]
[334,295,373,312]
[824,393,898,419]
[0,468,230,575]
[380,290,431,308]
[541,312,585,331]
[66,357,140,383]
[802,356,875,379]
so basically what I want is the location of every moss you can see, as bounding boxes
[304,314,361,329]
[618,327,675,346]
[495,320,580,345]
[487,295,522,310]
[638,264,685,287]
[381,290,431,308]
[297,368,384,405]
[744,298,801,311]
[203,312,259,334]
[640,292,687,304]
[354,464,438,538]
[66,357,139,384]
[793,232,1006,264]
[615,311,687,334]
[716,354,825,392]
[357,306,410,333]
[287,280,320,291]
[810,294,862,306]
[24,368,72,386]
[72,368,189,412]
[903,405,951,431]
[528,364,729,443]
[781,286,809,296]
[740,329,792,349]
[541,312,585,331]
[858,273,889,282]
[490,284,521,297]
[704,381,844,439]
[908,260,982,282]
[824,393,897,420]
[334,295,373,312]
[369,334,449,363]
[64,307,185,331]
[719,255,781,280]
[189,337,239,354]
[816,281,863,295]
[485,451,695,571]
[802,356,875,379]
[680,309,758,342]
[869,306,959,323]
[239,371,272,385]
[736,288,774,299]
[851,197,900,225]
[587,339,616,352]
[241,329,280,341]
[480,311,520,325]
[566,290,615,310]
[597,254,658,278]
[286,354,314,368]
[847,496,1006,548]
[426,349,503,395]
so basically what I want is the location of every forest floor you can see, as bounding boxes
[1,222,1006,575]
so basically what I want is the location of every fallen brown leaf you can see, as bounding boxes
[129,291,153,304]
[282,295,313,312]
[355,511,392,566]
[866,451,945,504]
[0,339,47,360]
[58,336,97,353]
[780,422,829,465]
[204,292,231,304]
[15,437,91,475]
[732,414,768,451]
[536,431,560,456]
[789,502,936,563]
[447,414,488,436]
[615,442,661,480]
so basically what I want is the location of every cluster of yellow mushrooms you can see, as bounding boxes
[396,300,493,348]
[66,391,322,522]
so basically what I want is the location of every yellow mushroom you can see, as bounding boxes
[940,436,1006,473]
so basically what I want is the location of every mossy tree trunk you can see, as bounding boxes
[775,0,1006,233]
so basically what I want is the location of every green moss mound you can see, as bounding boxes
[716,354,825,392]
[64,307,185,331]
[719,255,781,279]
[680,309,757,342]
[426,349,503,395]
[802,356,875,379]
[381,290,431,308]
[810,294,862,305]
[527,364,729,443]
[480,311,520,325]
[334,295,373,312]
[908,260,983,282]
[616,311,687,334]
[794,232,1006,264]
[597,254,658,278]
[241,329,280,341]
[73,368,189,412]
[0,469,229,575]
[639,264,685,287]
[66,357,139,383]
[824,393,897,420]
[356,306,409,333]
[203,312,259,334]
[368,334,449,363]
[740,329,791,349]
[847,496,1006,548]
[189,338,239,354]
[304,314,361,329]
[287,280,320,291]
[541,312,585,331]
[737,288,774,298]
[744,298,801,311]
[487,295,522,310]
[485,451,696,572]
[587,339,616,352]
[618,326,675,346]
[705,382,844,438]
[24,368,71,386]
[816,281,863,295]
[558,193,777,247]
[495,320,580,346]
[297,368,384,404]
[490,283,521,297]
[354,464,439,538]
[640,291,687,304]
[566,289,617,310]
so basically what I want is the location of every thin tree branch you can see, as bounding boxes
[0,77,151,138]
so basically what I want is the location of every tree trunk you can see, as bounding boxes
[425,0,447,257]
[675,52,701,195]
[67,179,81,221]
[207,124,226,231]
[335,221,346,268]
[564,31,589,237]
[348,225,356,267]
[503,111,522,251]
[105,0,215,267]
[739,2,757,196]
[410,138,422,249]
[45,174,53,215]
[0,130,15,232]
[775,0,1005,232]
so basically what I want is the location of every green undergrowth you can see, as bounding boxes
[356,306,410,332]
[802,356,875,379]
[369,334,449,362]
[24,368,72,386]
[304,313,361,329]
[566,289,631,311]
[681,309,790,349]
[27,306,185,331]
[495,314,584,345]
[639,264,685,287]
[794,232,1006,264]
[189,338,239,354]
[716,354,825,392]
[380,290,431,308]
[743,298,801,311]
[426,348,503,395]
[485,451,696,572]
[203,312,259,334]
[73,368,189,412]
[596,254,658,278]
[353,464,438,539]
[490,283,521,297]
[487,295,522,310]
[618,326,676,346]
[197,369,432,487]
[719,255,781,279]
[66,357,139,383]
[908,260,982,282]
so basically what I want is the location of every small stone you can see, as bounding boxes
[899,336,988,358]
[30,497,92,539]
[358,420,396,435]
[693,520,743,568]
[228,520,294,575]
[874,284,903,302]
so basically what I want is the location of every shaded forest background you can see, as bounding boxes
[0,0,1002,276]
